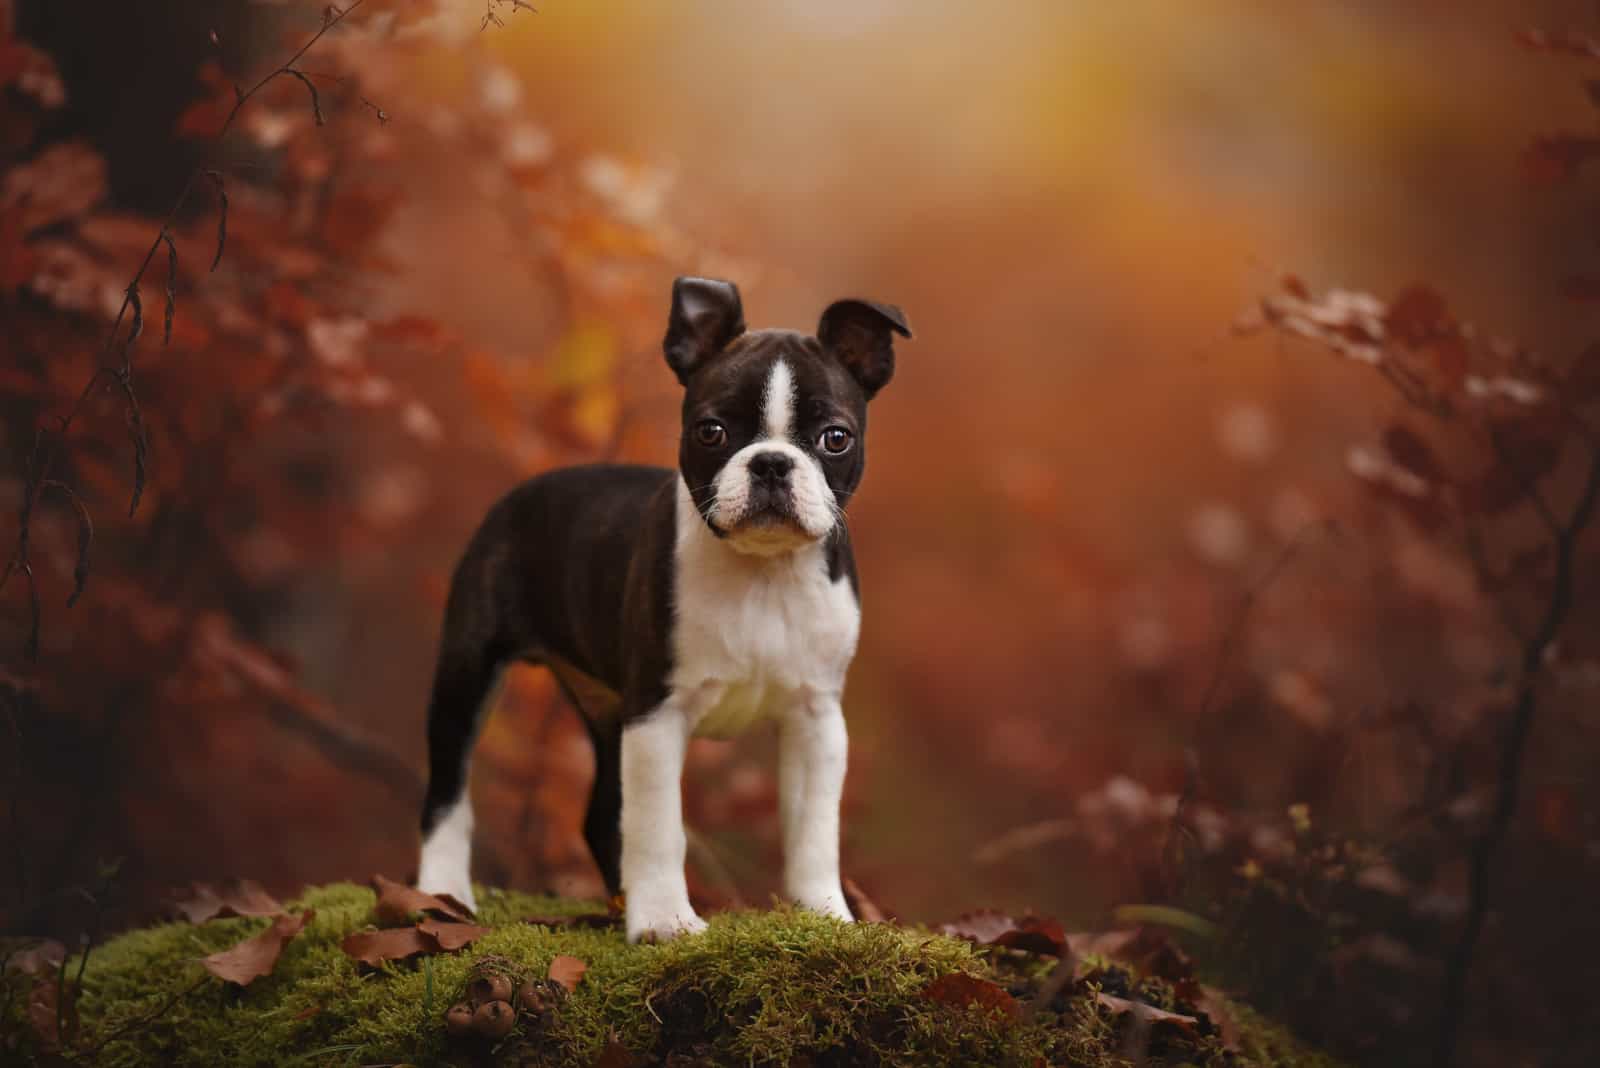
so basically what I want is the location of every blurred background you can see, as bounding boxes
[3,0,1599,1063]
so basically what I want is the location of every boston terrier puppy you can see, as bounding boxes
[416,277,910,942]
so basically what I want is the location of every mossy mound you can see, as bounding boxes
[3,883,1342,1067]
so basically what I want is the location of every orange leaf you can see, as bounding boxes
[548,954,588,992]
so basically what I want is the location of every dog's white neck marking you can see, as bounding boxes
[669,478,859,734]
[762,358,795,442]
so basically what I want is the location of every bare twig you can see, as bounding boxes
[1160,520,1336,895]
[0,0,370,659]
[1431,444,1600,1068]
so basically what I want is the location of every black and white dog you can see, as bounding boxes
[416,277,910,943]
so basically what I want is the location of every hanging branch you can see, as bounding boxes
[0,0,373,661]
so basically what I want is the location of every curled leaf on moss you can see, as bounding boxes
[200,910,314,987]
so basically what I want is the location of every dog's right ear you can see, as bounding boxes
[663,276,745,384]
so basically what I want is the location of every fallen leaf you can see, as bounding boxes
[842,876,889,923]
[371,873,474,924]
[201,910,314,987]
[417,917,491,952]
[921,972,1021,1020]
[940,909,1068,957]
[1095,992,1200,1034]
[174,878,284,923]
[341,926,434,967]
[548,954,588,992]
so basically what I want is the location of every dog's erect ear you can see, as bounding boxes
[818,299,912,400]
[664,276,745,384]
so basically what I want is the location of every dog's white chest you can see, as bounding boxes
[670,481,859,738]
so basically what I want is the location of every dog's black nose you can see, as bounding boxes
[748,451,795,484]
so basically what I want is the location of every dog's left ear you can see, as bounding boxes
[664,276,745,385]
[818,299,912,400]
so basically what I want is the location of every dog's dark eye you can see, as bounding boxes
[694,421,727,448]
[818,426,854,454]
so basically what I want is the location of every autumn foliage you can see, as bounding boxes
[3,3,1600,1066]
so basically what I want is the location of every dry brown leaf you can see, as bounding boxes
[417,917,491,951]
[921,972,1021,1021]
[548,954,588,992]
[200,910,314,987]
[340,926,434,967]
[371,872,474,924]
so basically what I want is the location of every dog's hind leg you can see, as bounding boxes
[547,657,625,897]
[417,570,511,913]
[583,719,623,896]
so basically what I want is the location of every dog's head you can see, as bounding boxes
[664,276,911,556]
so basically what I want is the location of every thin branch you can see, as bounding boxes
[0,0,369,658]
[1160,519,1337,896]
[1432,442,1600,1068]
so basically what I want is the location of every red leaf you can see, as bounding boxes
[174,879,284,923]
[921,973,1021,1020]
[371,873,474,924]
[417,917,491,951]
[548,954,588,992]
[939,909,1069,957]
[201,910,314,987]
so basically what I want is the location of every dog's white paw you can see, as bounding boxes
[416,862,478,915]
[627,901,708,944]
[797,893,853,922]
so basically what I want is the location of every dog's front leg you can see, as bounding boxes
[780,693,852,920]
[621,696,706,943]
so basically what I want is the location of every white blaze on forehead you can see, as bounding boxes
[762,359,796,442]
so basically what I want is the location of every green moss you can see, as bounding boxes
[1,883,1344,1067]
